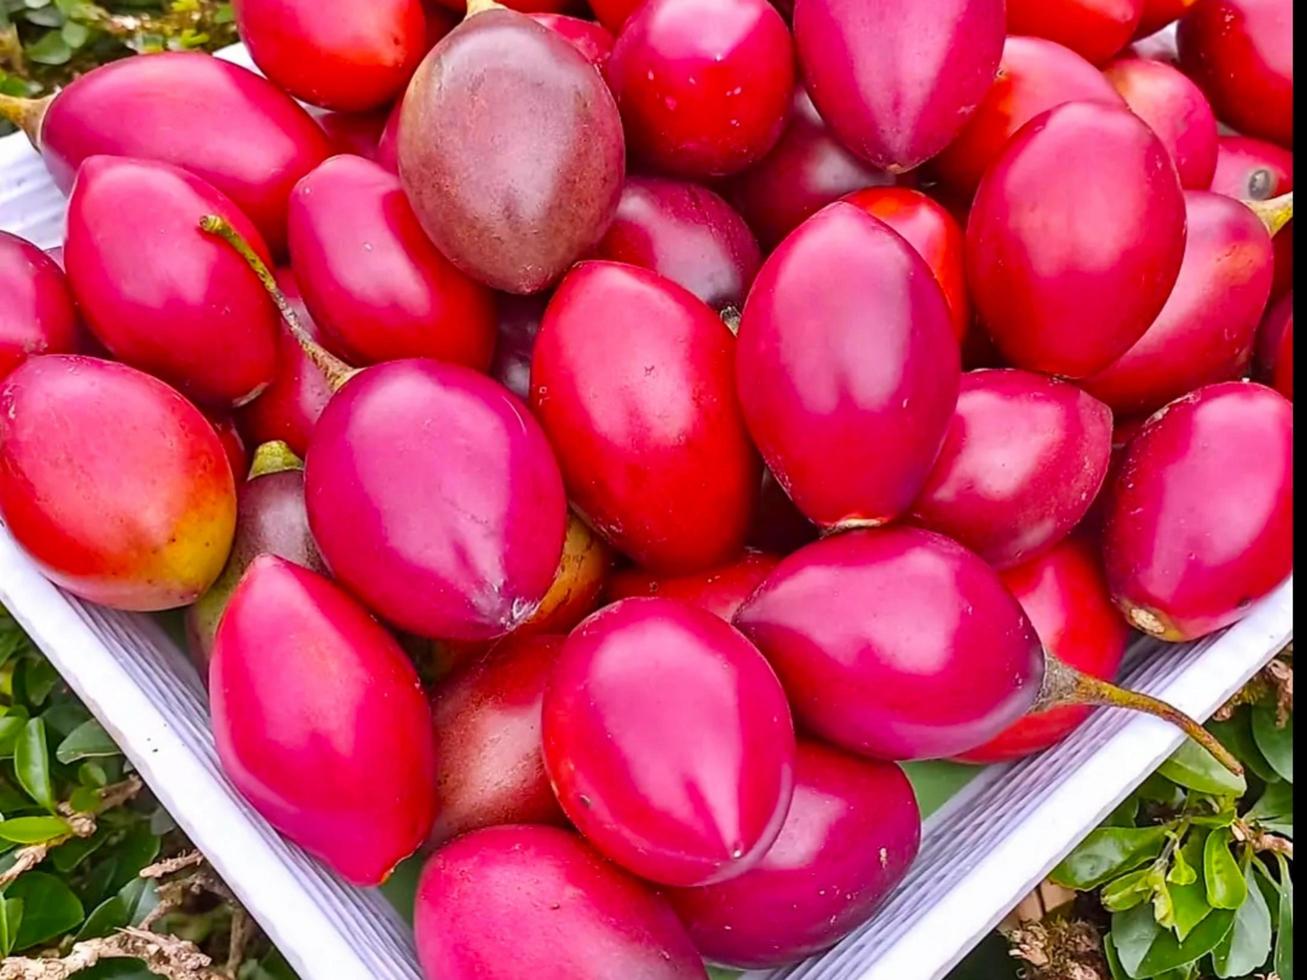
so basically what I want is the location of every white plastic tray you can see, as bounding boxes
[0,48,1293,980]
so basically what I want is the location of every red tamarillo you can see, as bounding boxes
[0,231,80,380]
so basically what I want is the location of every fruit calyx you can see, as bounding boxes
[199,215,358,392]
[248,440,304,480]
[1245,191,1294,237]
[1035,655,1242,776]
[0,93,52,147]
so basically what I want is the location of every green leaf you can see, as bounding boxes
[0,814,70,844]
[40,700,90,739]
[74,894,126,941]
[1103,869,1155,912]
[1202,833,1246,910]
[1050,826,1169,890]
[56,719,118,765]
[51,828,107,872]
[1167,840,1197,885]
[1105,933,1130,980]
[1165,832,1212,941]
[19,658,59,707]
[1212,863,1272,977]
[1246,780,1293,823]
[1112,904,1165,977]
[1158,739,1247,797]
[0,896,21,957]
[1131,905,1236,978]
[0,709,28,757]
[1250,705,1293,783]
[13,718,54,811]
[24,29,72,64]
[1274,853,1292,980]
[0,780,31,814]
[59,17,86,46]
[238,947,298,980]
[1105,795,1141,828]
[5,872,83,950]
[1134,772,1186,807]
[1207,712,1281,784]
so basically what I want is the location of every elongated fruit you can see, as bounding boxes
[1209,135,1294,300]
[793,0,1004,172]
[1255,291,1292,401]
[605,550,780,622]
[532,262,759,573]
[665,741,920,968]
[1006,0,1142,64]
[542,597,796,886]
[736,202,959,528]
[0,52,330,253]
[0,356,235,610]
[515,513,610,637]
[966,102,1187,378]
[66,156,278,407]
[1102,382,1293,641]
[398,2,625,293]
[0,231,80,380]
[288,154,496,369]
[415,826,706,980]
[911,369,1114,569]
[211,556,436,885]
[1103,55,1218,189]
[528,13,615,70]
[234,0,428,111]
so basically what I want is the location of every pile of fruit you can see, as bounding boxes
[0,0,1293,974]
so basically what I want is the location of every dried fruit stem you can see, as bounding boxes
[0,928,223,980]
[464,0,505,16]
[1246,191,1294,237]
[0,93,50,146]
[248,441,303,480]
[1036,657,1243,777]
[199,215,357,392]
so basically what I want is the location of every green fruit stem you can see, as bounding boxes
[248,440,303,480]
[1036,656,1243,777]
[0,93,51,147]
[1246,191,1294,237]
[199,215,357,392]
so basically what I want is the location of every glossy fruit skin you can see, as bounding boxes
[236,269,336,458]
[736,202,959,529]
[375,99,403,173]
[528,13,615,69]
[431,0,575,12]
[911,370,1113,570]
[0,231,80,380]
[592,177,762,310]
[1103,56,1218,188]
[1178,0,1293,148]
[664,741,921,968]
[398,7,625,294]
[588,0,642,31]
[543,597,796,886]
[931,36,1124,196]
[607,0,794,178]
[747,468,819,554]
[65,156,278,408]
[794,0,1004,172]
[1102,382,1293,641]
[966,102,1187,379]
[1136,0,1198,34]
[428,635,567,846]
[1209,135,1293,200]
[315,109,389,161]
[37,53,330,254]
[490,292,548,401]
[843,187,969,341]
[734,527,1044,761]
[211,556,436,886]
[532,262,759,573]
[306,359,567,641]
[185,465,326,669]
[0,356,235,611]
[955,535,1130,763]
[1007,0,1142,65]
[415,826,707,980]
[209,416,249,483]
[1081,191,1274,415]
[516,512,610,636]
[1255,291,1292,400]
[605,550,779,622]
[234,0,427,111]
[288,155,496,369]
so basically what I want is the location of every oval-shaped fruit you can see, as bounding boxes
[664,741,921,968]
[1255,290,1293,400]
[794,0,1005,172]
[209,415,249,482]
[931,35,1125,196]
[415,826,707,980]
[398,5,625,293]
[185,448,326,667]
[315,109,390,160]
[516,512,610,636]
[747,468,819,554]
[843,187,969,341]
[966,102,1187,378]
[528,12,615,69]
[211,556,436,885]
[607,0,794,177]
[288,155,496,369]
[0,231,80,380]
[542,597,796,886]
[736,202,959,528]
[1209,135,1293,201]
[0,53,331,254]
[236,268,336,457]
[428,634,567,846]
[1006,0,1142,64]
[0,356,236,610]
[591,177,762,310]
[65,156,278,408]
[306,359,567,640]
[723,87,894,249]
[234,0,428,111]
[1103,55,1218,188]
[911,370,1113,569]
[955,535,1130,763]
[1135,0,1197,35]
[1178,0,1292,148]
[588,0,642,30]
[734,527,1044,761]
[605,551,780,622]
[490,292,547,401]
[532,262,759,573]
[1102,382,1293,641]
[1081,191,1274,415]
[375,98,403,173]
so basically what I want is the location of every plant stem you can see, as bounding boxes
[1247,191,1294,237]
